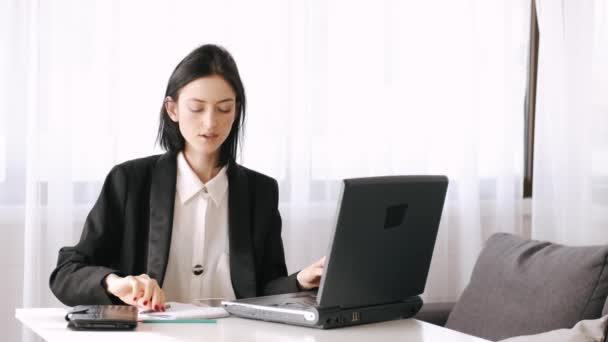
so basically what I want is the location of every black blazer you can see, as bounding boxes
[49,151,299,306]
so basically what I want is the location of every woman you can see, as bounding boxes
[49,44,324,312]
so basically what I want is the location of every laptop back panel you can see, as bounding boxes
[223,175,448,328]
[317,176,448,309]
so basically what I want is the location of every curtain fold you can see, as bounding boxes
[532,0,608,245]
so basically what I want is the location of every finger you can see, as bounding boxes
[316,268,323,277]
[314,256,326,267]
[159,288,166,311]
[127,276,141,303]
[141,277,155,308]
[151,281,163,311]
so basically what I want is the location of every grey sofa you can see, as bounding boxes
[415,233,608,341]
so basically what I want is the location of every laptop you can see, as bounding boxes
[222,175,448,329]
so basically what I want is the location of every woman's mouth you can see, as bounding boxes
[199,133,218,140]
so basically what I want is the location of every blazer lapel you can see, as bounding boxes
[147,151,177,286]
[227,162,258,298]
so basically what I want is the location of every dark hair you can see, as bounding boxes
[156,44,246,167]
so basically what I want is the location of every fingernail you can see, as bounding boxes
[133,297,138,302]
[143,300,148,306]
[154,305,159,311]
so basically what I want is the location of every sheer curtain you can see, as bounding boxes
[2,1,530,341]
[532,0,608,245]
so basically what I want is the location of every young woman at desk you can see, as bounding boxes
[49,44,325,312]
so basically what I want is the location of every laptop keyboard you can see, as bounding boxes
[275,293,318,309]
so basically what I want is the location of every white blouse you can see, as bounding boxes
[162,152,236,303]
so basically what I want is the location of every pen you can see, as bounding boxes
[141,319,217,324]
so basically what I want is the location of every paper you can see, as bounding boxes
[139,302,229,321]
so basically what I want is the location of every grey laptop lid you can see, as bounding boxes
[316,175,448,309]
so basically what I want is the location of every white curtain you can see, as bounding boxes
[1,1,530,341]
[532,0,608,245]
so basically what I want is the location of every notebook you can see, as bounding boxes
[139,301,229,321]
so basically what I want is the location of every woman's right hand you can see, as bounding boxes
[104,273,166,311]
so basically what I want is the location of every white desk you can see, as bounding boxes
[16,308,490,342]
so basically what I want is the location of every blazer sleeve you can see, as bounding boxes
[260,179,301,295]
[49,165,127,306]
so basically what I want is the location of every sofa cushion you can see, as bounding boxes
[498,315,608,342]
[445,233,608,341]
[415,302,456,327]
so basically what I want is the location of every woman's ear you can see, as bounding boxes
[165,96,179,122]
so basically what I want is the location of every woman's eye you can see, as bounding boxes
[190,107,204,113]
[218,107,232,113]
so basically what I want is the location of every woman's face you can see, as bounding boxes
[166,75,237,159]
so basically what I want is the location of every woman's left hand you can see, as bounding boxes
[296,256,326,290]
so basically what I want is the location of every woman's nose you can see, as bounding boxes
[202,109,218,129]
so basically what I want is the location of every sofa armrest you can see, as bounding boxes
[414,302,456,327]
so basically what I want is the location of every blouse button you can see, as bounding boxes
[193,264,204,276]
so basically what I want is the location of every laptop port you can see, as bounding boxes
[352,311,360,322]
